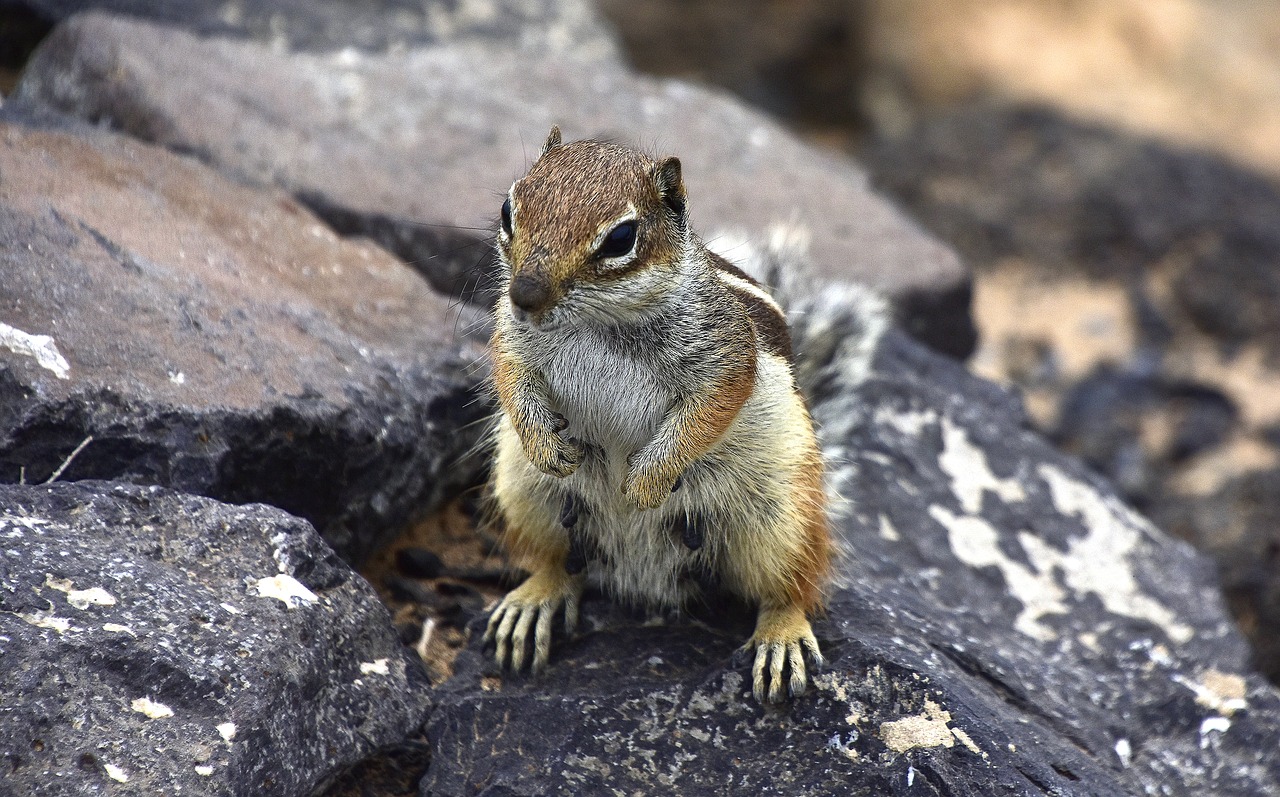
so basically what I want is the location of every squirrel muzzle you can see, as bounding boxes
[508,272,556,319]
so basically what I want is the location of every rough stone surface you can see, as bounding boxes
[14,11,974,357]
[0,105,486,564]
[420,281,1280,796]
[1159,468,1280,683]
[863,102,1280,681]
[0,480,431,796]
[7,0,618,56]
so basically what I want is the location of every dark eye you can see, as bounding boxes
[500,198,513,236]
[597,221,637,258]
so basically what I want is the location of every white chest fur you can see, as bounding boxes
[536,327,671,463]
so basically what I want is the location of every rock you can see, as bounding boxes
[420,280,1280,795]
[0,480,430,796]
[8,0,618,56]
[0,104,486,564]
[14,11,974,358]
[863,102,1280,679]
[1051,365,1237,506]
[1155,468,1280,685]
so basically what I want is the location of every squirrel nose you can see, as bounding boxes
[509,274,552,314]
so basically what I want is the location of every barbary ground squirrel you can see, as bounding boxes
[484,126,832,702]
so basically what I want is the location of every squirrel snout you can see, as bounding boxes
[509,274,554,315]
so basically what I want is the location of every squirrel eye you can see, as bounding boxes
[597,221,637,258]
[500,198,513,236]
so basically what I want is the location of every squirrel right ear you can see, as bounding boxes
[540,125,562,158]
[653,156,687,228]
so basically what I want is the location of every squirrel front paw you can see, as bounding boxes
[522,412,585,478]
[622,456,682,510]
[743,604,823,703]
[484,568,584,673]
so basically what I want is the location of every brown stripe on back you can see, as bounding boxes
[709,252,794,362]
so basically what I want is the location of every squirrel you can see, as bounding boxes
[483,126,832,703]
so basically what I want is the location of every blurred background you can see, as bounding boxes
[3,0,1279,681]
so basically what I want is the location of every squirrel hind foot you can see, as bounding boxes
[744,604,823,703]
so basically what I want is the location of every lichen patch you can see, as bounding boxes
[880,699,957,753]
[253,574,318,608]
[1037,465,1193,644]
[104,763,129,783]
[44,575,118,610]
[0,321,71,379]
[1175,668,1249,716]
[19,612,73,634]
[929,505,1067,641]
[131,696,175,719]
[939,417,1026,513]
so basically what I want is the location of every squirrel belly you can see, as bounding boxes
[484,126,832,702]
[492,322,825,611]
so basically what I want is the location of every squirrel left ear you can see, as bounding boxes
[540,125,562,158]
[653,156,687,228]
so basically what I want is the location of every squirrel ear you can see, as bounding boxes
[540,125,562,158]
[653,156,687,227]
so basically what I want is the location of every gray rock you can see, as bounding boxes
[0,105,486,564]
[0,480,430,796]
[1157,467,1280,684]
[14,11,973,357]
[863,102,1280,681]
[421,282,1280,796]
[8,0,618,57]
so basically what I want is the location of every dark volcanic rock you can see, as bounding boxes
[422,286,1280,796]
[14,11,973,358]
[0,106,486,564]
[0,481,430,796]
[1156,468,1280,685]
[862,102,1280,681]
[7,0,617,55]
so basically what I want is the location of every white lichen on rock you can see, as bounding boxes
[1037,464,1193,644]
[44,575,117,610]
[131,696,175,719]
[880,699,958,753]
[938,417,1025,513]
[217,722,237,742]
[929,505,1067,641]
[0,321,71,379]
[104,763,129,783]
[253,574,318,608]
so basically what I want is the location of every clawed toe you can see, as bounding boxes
[744,606,823,704]
[484,571,583,674]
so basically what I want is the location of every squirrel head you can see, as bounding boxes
[495,126,690,327]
